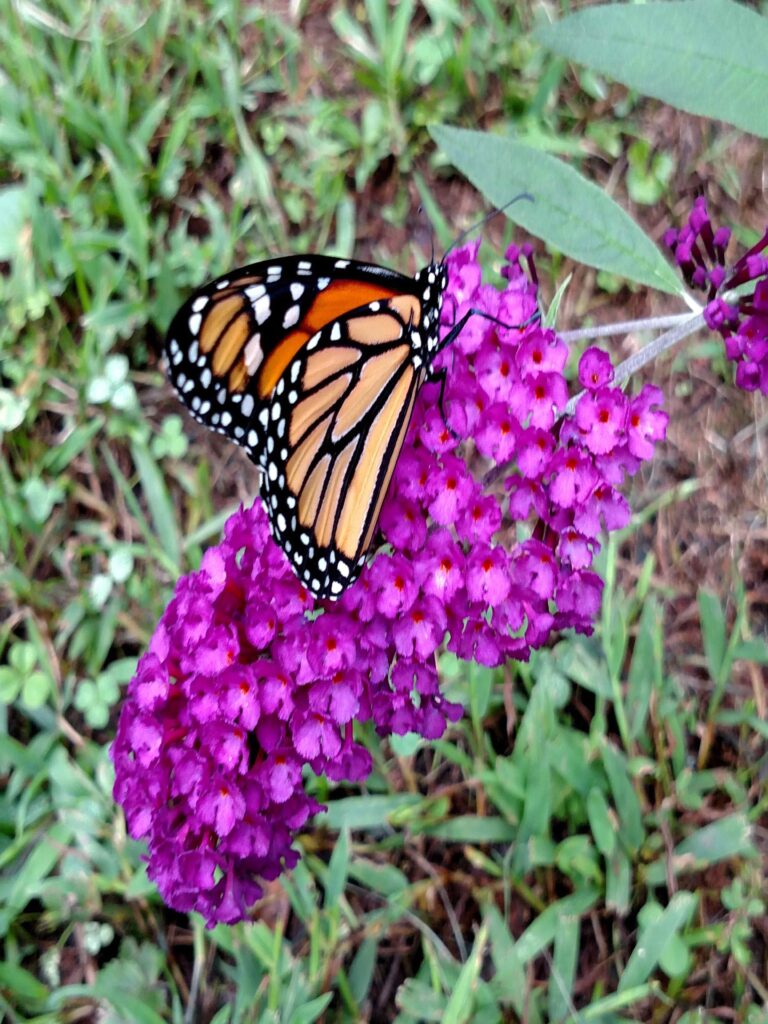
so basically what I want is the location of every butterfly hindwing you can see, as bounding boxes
[258,295,425,597]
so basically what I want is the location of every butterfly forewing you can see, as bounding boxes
[165,254,448,599]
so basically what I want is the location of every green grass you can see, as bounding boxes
[1,1,767,1021]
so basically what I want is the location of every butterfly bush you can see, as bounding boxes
[665,196,768,395]
[112,241,668,925]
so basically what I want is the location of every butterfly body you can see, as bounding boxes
[165,254,448,598]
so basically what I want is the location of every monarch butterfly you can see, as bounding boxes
[165,237,527,600]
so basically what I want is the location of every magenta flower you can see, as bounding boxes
[665,197,768,394]
[579,347,614,390]
[575,388,628,455]
[112,239,667,925]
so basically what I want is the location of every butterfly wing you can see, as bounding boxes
[165,256,429,598]
[261,293,427,597]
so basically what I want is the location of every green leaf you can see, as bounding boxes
[131,441,181,569]
[468,661,494,725]
[348,859,409,896]
[698,589,727,681]
[287,993,334,1024]
[679,812,755,862]
[548,913,579,1023]
[618,890,697,991]
[41,418,102,475]
[320,793,420,831]
[732,637,768,664]
[605,847,632,915]
[586,787,616,858]
[535,0,768,139]
[104,995,167,1024]
[659,932,692,979]
[486,905,526,1015]
[0,962,49,1005]
[444,922,488,1024]
[348,936,378,1005]
[324,827,350,909]
[0,184,31,261]
[0,387,30,432]
[515,888,599,963]
[627,596,663,740]
[11,642,37,673]
[21,669,51,708]
[601,741,644,852]
[423,816,517,843]
[581,984,656,1019]
[2,823,74,935]
[644,813,756,887]
[99,145,150,275]
[0,666,21,702]
[430,125,681,293]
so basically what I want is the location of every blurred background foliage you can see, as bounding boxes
[1,0,766,1021]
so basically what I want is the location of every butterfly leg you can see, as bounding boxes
[429,364,461,439]
[435,305,540,359]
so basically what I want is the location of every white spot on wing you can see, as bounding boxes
[244,334,263,372]
[283,304,300,328]
[254,295,271,324]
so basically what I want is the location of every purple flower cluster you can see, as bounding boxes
[112,241,667,925]
[665,197,768,394]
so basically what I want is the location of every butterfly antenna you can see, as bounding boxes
[441,193,533,263]
[417,203,436,265]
